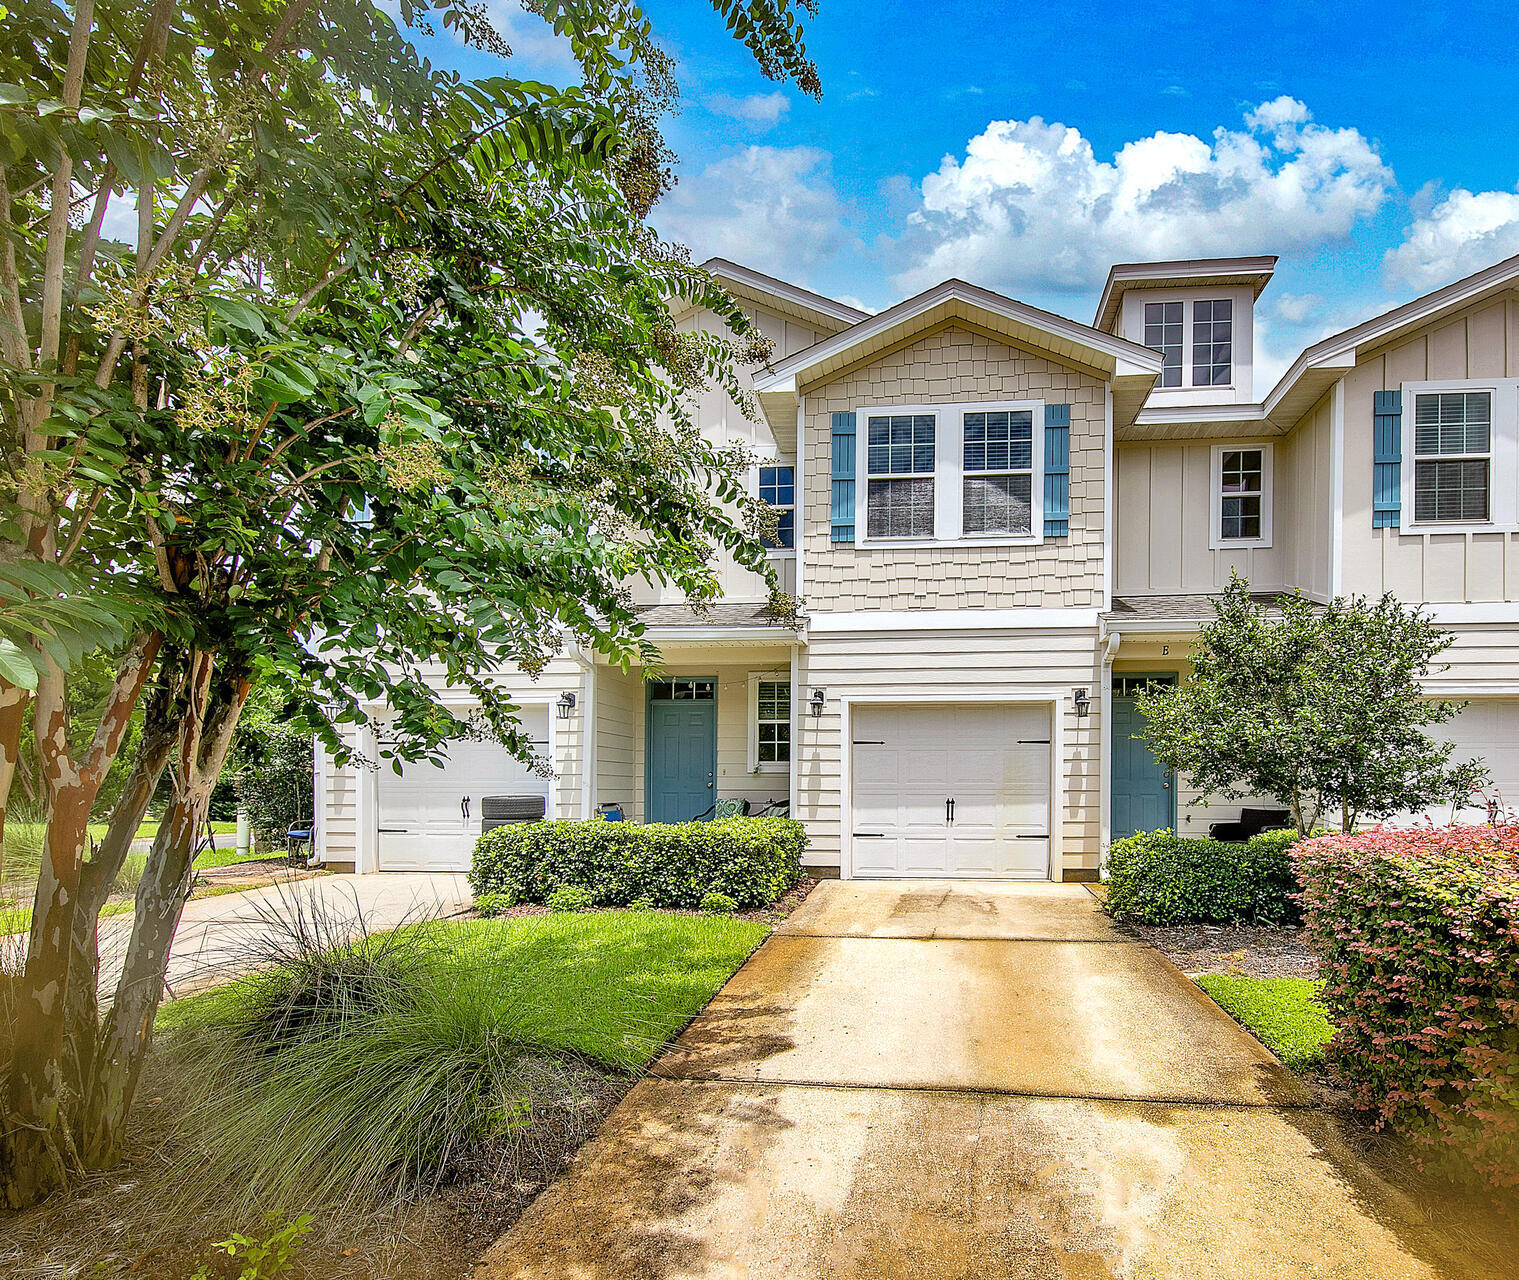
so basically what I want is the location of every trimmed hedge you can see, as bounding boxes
[470,816,806,910]
[1104,827,1301,925]
[1294,826,1519,1188]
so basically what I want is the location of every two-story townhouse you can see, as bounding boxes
[314,251,1519,880]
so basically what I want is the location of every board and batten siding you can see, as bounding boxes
[1340,295,1519,603]
[1113,406,1332,600]
[802,326,1108,611]
[633,300,824,609]
[795,627,1105,877]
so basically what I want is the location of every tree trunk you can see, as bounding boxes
[60,680,182,1113]
[0,681,28,856]
[0,633,160,1208]
[78,662,249,1169]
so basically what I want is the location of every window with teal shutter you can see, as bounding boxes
[1043,403,1071,537]
[1373,390,1402,528]
[830,411,856,543]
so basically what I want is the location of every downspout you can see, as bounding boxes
[1099,628,1121,878]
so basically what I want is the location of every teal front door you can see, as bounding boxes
[646,678,717,823]
[1111,675,1177,839]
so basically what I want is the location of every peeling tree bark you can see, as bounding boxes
[61,655,186,1111]
[0,631,160,1207]
[80,655,250,1169]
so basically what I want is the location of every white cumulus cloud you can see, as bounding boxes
[890,97,1394,297]
[708,91,790,128]
[1384,185,1519,291]
[654,146,850,277]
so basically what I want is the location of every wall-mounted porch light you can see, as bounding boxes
[1073,687,1091,718]
[809,688,825,718]
[556,691,578,720]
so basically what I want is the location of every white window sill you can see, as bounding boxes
[1402,521,1517,536]
[856,535,1045,550]
[750,763,789,775]
[1210,536,1272,551]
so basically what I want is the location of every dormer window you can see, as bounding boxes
[1144,302,1183,388]
[1193,299,1233,387]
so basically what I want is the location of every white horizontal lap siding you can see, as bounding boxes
[803,326,1108,612]
[593,664,641,820]
[1430,625,1519,689]
[1340,296,1519,604]
[796,628,1104,877]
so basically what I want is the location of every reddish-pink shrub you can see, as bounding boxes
[1293,825,1519,1187]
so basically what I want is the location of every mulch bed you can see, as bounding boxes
[1119,919,1319,979]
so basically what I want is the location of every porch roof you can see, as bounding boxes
[1104,593,1321,632]
[636,601,806,646]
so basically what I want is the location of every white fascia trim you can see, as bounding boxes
[1106,617,1206,635]
[642,625,806,646]
[810,607,1101,633]
[1094,255,1279,330]
[701,258,869,326]
[1423,681,1519,696]
[753,279,1163,391]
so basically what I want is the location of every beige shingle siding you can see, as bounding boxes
[802,326,1108,611]
[795,628,1105,876]
[1340,295,1519,603]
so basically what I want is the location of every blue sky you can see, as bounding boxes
[416,1,1519,393]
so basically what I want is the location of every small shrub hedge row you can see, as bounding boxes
[1104,827,1301,925]
[1293,826,1519,1188]
[470,816,806,910]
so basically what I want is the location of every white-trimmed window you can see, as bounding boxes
[747,675,790,772]
[1209,443,1273,548]
[1413,391,1490,523]
[1144,301,1183,388]
[857,400,1045,545]
[758,463,795,549]
[962,410,1034,536]
[865,413,936,539]
[1400,380,1519,532]
[1192,299,1233,387]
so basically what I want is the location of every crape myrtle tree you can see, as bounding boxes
[1136,575,1488,838]
[0,0,823,1205]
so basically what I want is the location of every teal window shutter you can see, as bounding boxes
[1043,403,1071,538]
[1373,390,1401,529]
[831,411,856,543]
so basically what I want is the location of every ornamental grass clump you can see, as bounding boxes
[1293,825,1519,1188]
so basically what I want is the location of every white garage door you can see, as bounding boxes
[850,703,1052,879]
[376,709,550,871]
[1395,698,1519,826]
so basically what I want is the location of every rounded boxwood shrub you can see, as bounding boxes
[470,816,807,911]
[1294,826,1519,1188]
[1104,827,1302,925]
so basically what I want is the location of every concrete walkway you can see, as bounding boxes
[473,879,1515,1280]
[95,872,472,995]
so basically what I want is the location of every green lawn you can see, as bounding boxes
[1196,974,1335,1071]
[161,910,768,1069]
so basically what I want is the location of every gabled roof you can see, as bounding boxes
[1094,256,1278,333]
[1123,251,1519,440]
[689,258,868,336]
[753,278,1165,429]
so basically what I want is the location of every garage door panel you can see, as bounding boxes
[377,713,550,872]
[850,703,1052,880]
[1390,698,1519,826]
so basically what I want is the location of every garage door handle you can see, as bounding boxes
[1016,834,1050,839]
[854,833,885,838]
[945,797,955,824]
[378,827,407,833]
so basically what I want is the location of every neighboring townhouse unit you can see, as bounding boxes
[315,252,1519,880]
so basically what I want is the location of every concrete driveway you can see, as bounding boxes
[473,879,1515,1280]
[95,871,472,995]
